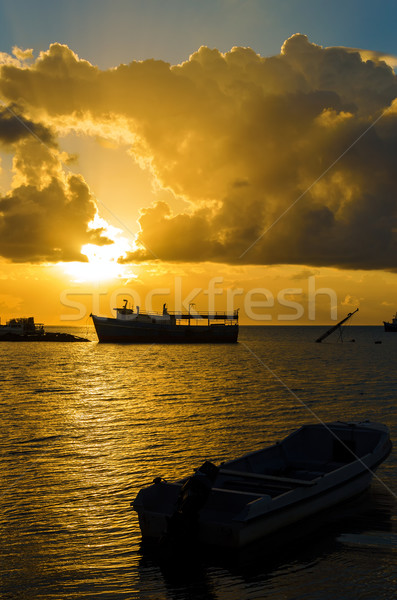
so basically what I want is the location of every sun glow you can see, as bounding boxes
[64,242,130,282]
[62,214,133,282]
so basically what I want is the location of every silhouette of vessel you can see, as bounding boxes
[383,312,397,332]
[91,300,239,343]
[0,316,89,342]
[133,421,392,548]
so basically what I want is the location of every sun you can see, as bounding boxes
[63,242,128,282]
[60,214,137,282]
[62,213,134,281]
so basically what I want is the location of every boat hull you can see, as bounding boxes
[201,464,378,547]
[133,421,392,548]
[91,315,238,343]
[383,321,397,332]
[136,468,375,548]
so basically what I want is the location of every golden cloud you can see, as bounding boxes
[0,134,111,262]
[12,47,34,62]
[0,34,396,269]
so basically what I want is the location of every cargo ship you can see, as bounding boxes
[90,301,239,343]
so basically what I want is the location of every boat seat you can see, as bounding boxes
[227,456,286,476]
[201,487,265,520]
[219,468,315,487]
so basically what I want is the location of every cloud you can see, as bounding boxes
[0,35,397,269]
[0,136,111,262]
[12,47,34,62]
[0,173,111,263]
[336,46,397,71]
[0,104,55,146]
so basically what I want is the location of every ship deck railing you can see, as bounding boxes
[115,308,239,323]
[168,310,239,321]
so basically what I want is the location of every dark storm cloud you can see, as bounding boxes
[0,172,111,263]
[0,136,111,263]
[0,104,55,146]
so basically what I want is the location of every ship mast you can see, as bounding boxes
[315,308,359,343]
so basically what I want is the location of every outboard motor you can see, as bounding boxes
[165,460,218,543]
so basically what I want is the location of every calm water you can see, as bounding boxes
[1,326,396,600]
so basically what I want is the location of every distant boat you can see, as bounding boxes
[132,421,392,549]
[383,312,397,332]
[0,316,89,342]
[90,300,239,343]
[0,316,44,337]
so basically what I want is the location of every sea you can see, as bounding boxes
[0,325,396,600]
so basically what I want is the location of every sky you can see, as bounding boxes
[0,0,397,326]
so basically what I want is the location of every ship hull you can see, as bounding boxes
[91,315,238,343]
[383,321,397,332]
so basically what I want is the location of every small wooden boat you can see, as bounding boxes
[132,421,392,549]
